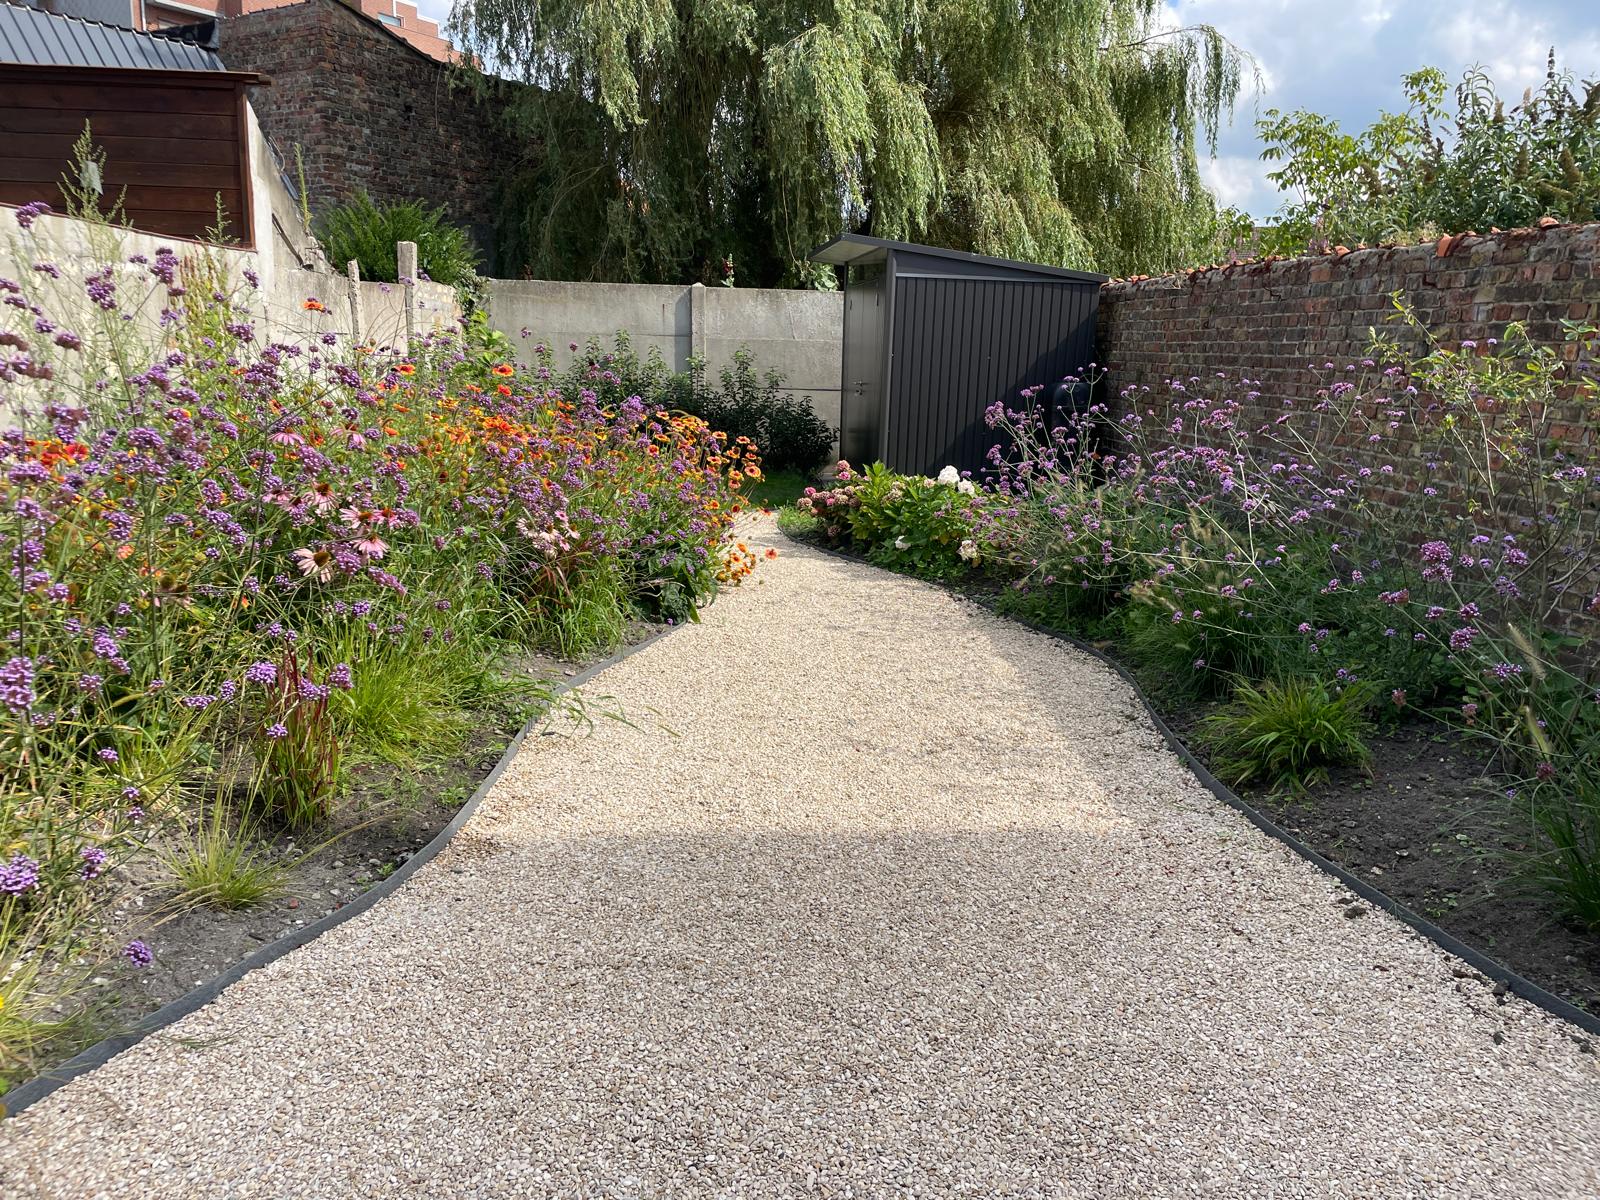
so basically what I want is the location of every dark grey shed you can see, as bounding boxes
[810,234,1106,478]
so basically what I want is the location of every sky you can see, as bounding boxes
[413,0,1600,221]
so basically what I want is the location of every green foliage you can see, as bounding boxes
[775,506,821,539]
[452,1,1246,282]
[747,467,814,510]
[1527,774,1600,932]
[1200,678,1376,793]
[798,461,994,579]
[679,352,835,473]
[518,553,633,658]
[1256,54,1600,254]
[318,192,479,286]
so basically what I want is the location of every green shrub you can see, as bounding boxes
[319,192,478,286]
[682,352,834,473]
[797,462,1000,578]
[1200,678,1376,793]
[558,337,834,472]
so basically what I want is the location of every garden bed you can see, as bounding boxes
[1165,701,1600,1014]
[56,625,665,1047]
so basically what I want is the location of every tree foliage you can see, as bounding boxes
[1255,52,1600,256]
[451,1,1244,284]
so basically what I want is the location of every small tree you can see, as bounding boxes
[318,193,479,286]
[1256,52,1600,255]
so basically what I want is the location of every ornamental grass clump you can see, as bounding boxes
[1200,677,1375,792]
[0,200,757,1088]
[251,650,343,829]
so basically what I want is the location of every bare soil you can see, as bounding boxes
[1193,716,1600,1015]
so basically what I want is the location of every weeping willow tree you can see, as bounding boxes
[452,0,1244,284]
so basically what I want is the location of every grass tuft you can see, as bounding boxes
[1200,677,1375,793]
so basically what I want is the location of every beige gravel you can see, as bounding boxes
[4,519,1599,1199]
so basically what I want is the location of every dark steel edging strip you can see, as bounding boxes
[2,626,682,1118]
[798,535,1600,1040]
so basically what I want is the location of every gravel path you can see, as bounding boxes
[5,521,1599,1198]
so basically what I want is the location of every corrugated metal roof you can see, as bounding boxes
[0,2,226,72]
[810,233,1108,284]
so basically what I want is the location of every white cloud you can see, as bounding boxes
[1433,0,1600,93]
[1199,153,1272,211]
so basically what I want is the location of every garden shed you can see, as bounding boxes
[0,4,266,245]
[810,233,1105,478]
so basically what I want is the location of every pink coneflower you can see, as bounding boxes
[269,430,304,447]
[352,534,388,559]
[293,546,336,582]
[303,481,337,513]
[340,505,375,529]
[264,486,297,510]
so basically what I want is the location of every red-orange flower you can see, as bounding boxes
[303,298,325,312]
[492,363,515,377]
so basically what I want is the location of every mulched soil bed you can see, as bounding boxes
[1162,703,1600,1015]
[69,623,665,1040]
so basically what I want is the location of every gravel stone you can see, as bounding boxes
[3,523,1598,1198]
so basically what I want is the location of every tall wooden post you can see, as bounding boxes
[345,259,363,347]
[397,240,418,353]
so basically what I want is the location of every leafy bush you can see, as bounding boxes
[797,462,1002,578]
[1200,678,1375,792]
[318,192,478,286]
[1255,55,1600,254]
[554,336,834,472]
[681,351,834,473]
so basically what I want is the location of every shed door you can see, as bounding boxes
[887,276,1097,478]
[840,263,885,467]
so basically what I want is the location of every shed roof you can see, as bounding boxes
[809,233,1107,284]
[0,2,226,72]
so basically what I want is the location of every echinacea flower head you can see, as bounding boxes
[293,547,336,582]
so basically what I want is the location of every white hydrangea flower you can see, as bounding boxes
[958,539,979,563]
[957,479,976,495]
[936,465,960,486]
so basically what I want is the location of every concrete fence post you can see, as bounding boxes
[689,282,707,367]
[345,259,363,346]
[397,240,418,351]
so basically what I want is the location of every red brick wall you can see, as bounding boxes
[1098,222,1600,408]
[221,0,506,266]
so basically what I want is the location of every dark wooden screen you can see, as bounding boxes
[0,65,260,246]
